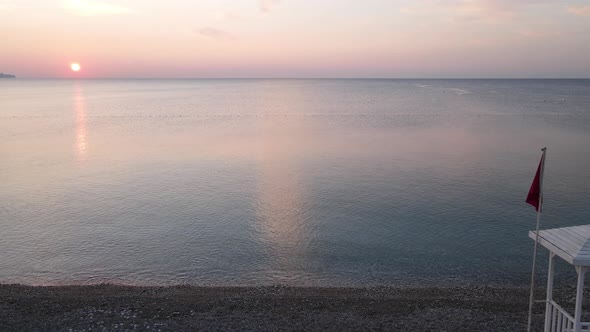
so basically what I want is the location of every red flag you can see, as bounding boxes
[526,149,546,212]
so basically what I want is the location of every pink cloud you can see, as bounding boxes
[448,0,556,22]
[198,27,234,40]
[567,5,590,17]
[0,0,14,11]
[259,0,280,13]
[402,0,554,22]
[517,28,558,39]
[62,0,133,16]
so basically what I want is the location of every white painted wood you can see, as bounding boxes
[531,226,590,331]
[574,266,587,332]
[547,300,575,331]
[530,225,590,267]
[555,313,563,332]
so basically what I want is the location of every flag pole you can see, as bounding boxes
[527,147,547,332]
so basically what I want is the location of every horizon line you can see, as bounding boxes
[5,77,590,80]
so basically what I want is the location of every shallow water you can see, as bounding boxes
[1,79,590,286]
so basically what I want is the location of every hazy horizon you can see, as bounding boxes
[1,0,590,79]
[4,77,590,80]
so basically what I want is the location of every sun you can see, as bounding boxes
[70,63,81,72]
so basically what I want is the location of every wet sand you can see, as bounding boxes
[1,284,575,331]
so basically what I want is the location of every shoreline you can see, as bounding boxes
[1,283,572,331]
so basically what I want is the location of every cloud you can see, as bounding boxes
[567,5,590,17]
[0,1,13,11]
[62,0,133,16]
[259,0,280,13]
[198,27,234,41]
[402,0,552,22]
[518,28,558,39]
[212,10,242,21]
[444,0,546,22]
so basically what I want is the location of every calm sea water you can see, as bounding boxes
[1,79,589,286]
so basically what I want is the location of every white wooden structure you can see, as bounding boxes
[530,225,590,332]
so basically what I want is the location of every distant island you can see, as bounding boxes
[0,73,16,78]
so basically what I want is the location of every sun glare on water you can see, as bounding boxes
[70,63,81,72]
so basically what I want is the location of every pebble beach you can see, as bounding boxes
[3,283,582,331]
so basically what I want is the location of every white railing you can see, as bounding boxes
[545,300,590,331]
[546,300,575,332]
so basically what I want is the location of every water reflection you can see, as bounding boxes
[256,128,307,251]
[254,85,311,277]
[3,79,590,286]
[73,82,88,162]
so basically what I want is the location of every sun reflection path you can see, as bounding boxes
[73,83,88,162]
[253,85,315,281]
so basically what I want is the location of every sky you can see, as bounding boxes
[1,0,589,78]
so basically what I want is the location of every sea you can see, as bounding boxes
[1,79,589,287]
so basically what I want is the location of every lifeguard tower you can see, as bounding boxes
[530,225,590,332]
